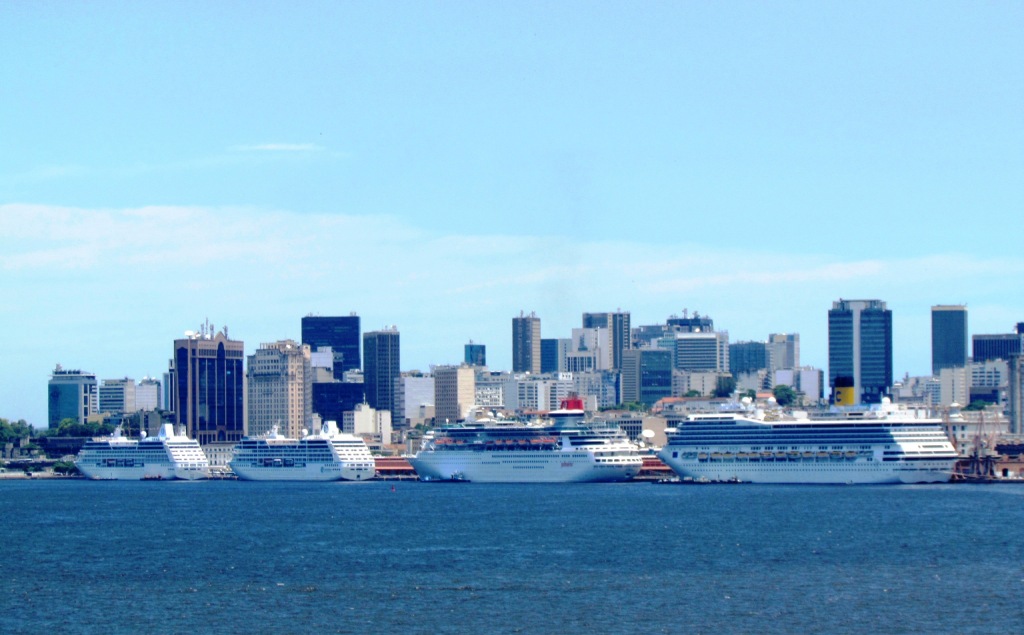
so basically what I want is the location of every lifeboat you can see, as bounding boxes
[803,451,814,458]
[845,451,858,459]
[697,452,709,460]
[817,451,829,458]
[775,452,787,459]
[723,453,735,460]
[711,452,723,460]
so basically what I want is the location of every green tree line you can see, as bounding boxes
[0,417,34,443]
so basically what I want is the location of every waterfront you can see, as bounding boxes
[1,481,1022,634]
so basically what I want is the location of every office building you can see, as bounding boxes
[99,378,137,415]
[730,341,769,375]
[246,340,312,438]
[434,365,476,423]
[136,377,161,411]
[47,365,98,428]
[343,403,392,442]
[311,382,365,427]
[767,333,800,371]
[394,373,435,427]
[773,367,825,404]
[828,299,893,405]
[512,312,541,374]
[541,338,569,373]
[572,370,620,410]
[621,348,673,407]
[301,314,361,377]
[931,305,968,375]
[582,311,631,370]
[363,327,400,414]
[667,311,714,333]
[667,331,729,373]
[464,341,486,367]
[972,330,1024,363]
[168,323,245,445]
[571,327,612,370]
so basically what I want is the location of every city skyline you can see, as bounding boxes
[2,3,1023,426]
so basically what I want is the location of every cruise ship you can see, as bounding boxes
[229,421,375,481]
[75,424,209,480]
[657,400,959,484]
[408,399,642,483]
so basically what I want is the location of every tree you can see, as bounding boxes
[773,384,798,407]
[684,390,702,398]
[963,400,992,412]
[0,417,33,443]
[714,376,736,398]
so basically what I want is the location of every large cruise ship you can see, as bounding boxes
[229,421,375,481]
[75,424,209,480]
[657,400,959,484]
[408,399,642,483]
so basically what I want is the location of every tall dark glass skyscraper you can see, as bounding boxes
[363,328,400,413]
[169,324,245,445]
[464,341,486,366]
[828,299,892,405]
[931,305,967,375]
[301,314,361,377]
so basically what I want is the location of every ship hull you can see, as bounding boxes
[76,462,206,481]
[408,451,641,483]
[230,462,374,481]
[657,454,954,485]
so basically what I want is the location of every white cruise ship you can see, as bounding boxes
[657,401,959,484]
[76,424,209,481]
[408,399,642,483]
[229,421,375,481]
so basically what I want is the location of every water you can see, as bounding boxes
[1,480,1022,634]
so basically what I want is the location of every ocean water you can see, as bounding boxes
[1,480,1022,634]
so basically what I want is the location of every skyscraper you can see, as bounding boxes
[582,311,631,370]
[433,365,476,423]
[169,323,245,445]
[464,341,486,366]
[512,312,541,374]
[767,333,800,371]
[99,378,137,415]
[931,305,968,376]
[47,365,98,428]
[828,299,893,405]
[730,341,769,375]
[972,332,1024,362]
[620,348,672,407]
[363,327,400,414]
[301,314,361,377]
[246,340,312,438]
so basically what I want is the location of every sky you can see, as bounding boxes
[1,2,1022,427]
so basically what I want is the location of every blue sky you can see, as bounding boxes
[2,2,1022,427]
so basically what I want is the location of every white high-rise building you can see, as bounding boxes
[394,374,435,426]
[99,378,137,415]
[136,377,161,411]
[433,365,476,423]
[666,331,729,372]
[246,340,312,438]
[767,333,800,371]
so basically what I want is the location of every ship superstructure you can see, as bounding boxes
[408,398,642,483]
[657,400,958,484]
[75,424,209,480]
[229,421,375,481]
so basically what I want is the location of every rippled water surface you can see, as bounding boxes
[2,480,1022,634]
